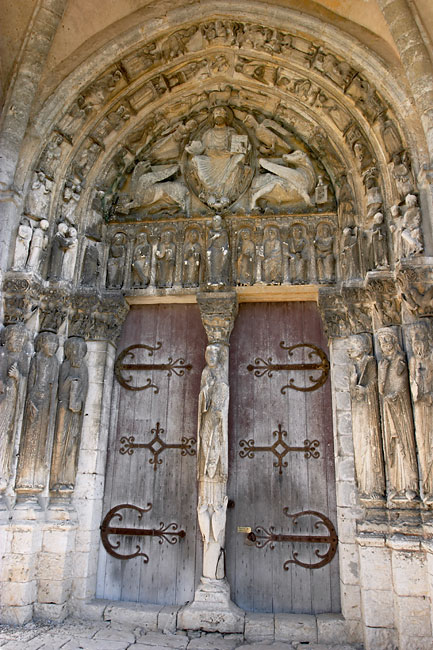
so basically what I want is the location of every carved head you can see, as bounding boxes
[68,227,78,239]
[188,229,199,243]
[212,106,229,126]
[3,324,28,354]
[35,331,58,357]
[40,219,49,231]
[317,223,331,238]
[205,344,220,368]
[410,322,431,357]
[212,215,223,230]
[136,232,149,244]
[240,228,251,240]
[64,336,87,367]
[58,222,68,235]
[405,194,418,208]
[377,330,400,357]
[162,230,174,243]
[348,333,371,360]
[373,212,384,225]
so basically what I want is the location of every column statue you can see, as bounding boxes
[348,334,385,500]
[377,328,418,501]
[50,337,88,494]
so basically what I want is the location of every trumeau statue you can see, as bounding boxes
[0,325,30,492]
[236,228,255,285]
[377,328,418,501]
[348,334,385,500]
[131,232,152,288]
[16,331,59,495]
[206,215,231,288]
[197,344,229,580]
[408,321,433,504]
[261,226,283,284]
[50,337,88,494]
[183,229,202,288]
[156,230,176,288]
[185,105,252,210]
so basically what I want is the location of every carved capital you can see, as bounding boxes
[366,273,401,329]
[3,275,41,325]
[69,291,129,342]
[197,291,238,344]
[397,262,433,319]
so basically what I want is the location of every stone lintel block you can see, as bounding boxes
[72,598,110,620]
[0,604,33,625]
[274,612,317,642]
[363,625,398,650]
[34,601,69,622]
[361,589,395,628]
[356,534,386,548]
[386,536,422,552]
[104,601,162,630]
[158,604,181,633]
[244,612,274,641]
[317,613,347,644]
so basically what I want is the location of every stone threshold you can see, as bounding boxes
[76,599,351,646]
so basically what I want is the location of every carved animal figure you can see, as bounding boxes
[126,162,189,213]
[250,150,316,209]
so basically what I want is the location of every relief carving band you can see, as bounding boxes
[377,329,419,501]
[0,325,30,492]
[408,321,433,504]
[185,106,252,209]
[348,334,385,500]
[16,332,59,495]
[197,343,229,580]
[50,337,88,494]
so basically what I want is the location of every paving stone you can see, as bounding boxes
[93,627,136,643]
[187,637,241,649]
[135,631,188,648]
[60,639,131,650]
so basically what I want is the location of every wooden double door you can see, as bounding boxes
[96,301,339,614]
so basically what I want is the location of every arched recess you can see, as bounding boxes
[3,2,433,633]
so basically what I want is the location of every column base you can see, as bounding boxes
[178,577,244,633]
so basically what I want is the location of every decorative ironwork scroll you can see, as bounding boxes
[115,342,192,392]
[119,421,196,471]
[244,509,338,570]
[247,342,330,393]
[239,423,320,474]
[100,503,186,562]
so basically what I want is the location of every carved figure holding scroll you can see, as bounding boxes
[0,325,30,491]
[50,337,88,494]
[314,223,335,283]
[236,228,255,285]
[261,226,282,284]
[197,344,229,579]
[408,322,433,504]
[26,219,49,273]
[206,215,231,288]
[131,232,152,288]
[156,230,176,288]
[183,229,202,288]
[13,218,33,270]
[15,331,59,495]
[377,329,418,501]
[348,334,385,500]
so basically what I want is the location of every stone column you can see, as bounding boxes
[179,290,244,633]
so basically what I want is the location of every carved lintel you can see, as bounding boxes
[197,291,238,345]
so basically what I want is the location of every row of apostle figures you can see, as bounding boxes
[348,322,433,505]
[0,324,88,501]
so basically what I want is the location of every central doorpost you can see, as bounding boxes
[179,291,244,632]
